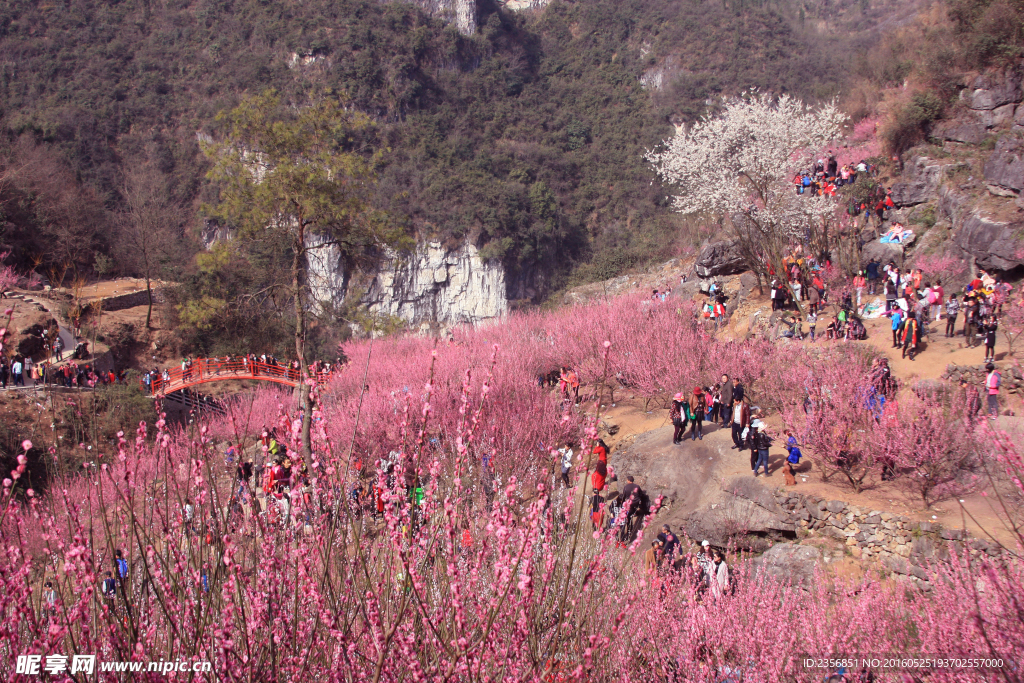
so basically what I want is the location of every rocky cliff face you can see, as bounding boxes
[307,238,507,329]
[410,0,477,35]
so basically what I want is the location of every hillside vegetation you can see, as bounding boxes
[1,0,1021,355]
[0,1,849,287]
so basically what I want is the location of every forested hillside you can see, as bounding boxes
[0,0,852,294]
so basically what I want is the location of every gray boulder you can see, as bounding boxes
[861,239,906,267]
[695,240,747,278]
[683,476,795,551]
[954,211,1024,272]
[932,119,987,145]
[977,103,1017,129]
[753,543,822,590]
[963,71,1022,111]
[984,136,1024,195]
[890,156,962,207]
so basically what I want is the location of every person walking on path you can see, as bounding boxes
[986,363,1001,420]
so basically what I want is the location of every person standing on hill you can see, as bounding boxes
[754,420,772,477]
[619,475,643,547]
[884,279,897,316]
[986,363,1001,420]
[782,431,802,486]
[901,313,919,360]
[890,308,903,348]
[931,280,944,323]
[689,387,705,441]
[712,550,730,596]
[945,294,960,337]
[961,378,981,426]
[983,317,998,363]
[670,394,688,445]
[964,296,980,347]
[719,374,734,428]
[853,271,866,309]
[710,384,723,423]
[732,379,745,404]
[866,258,880,294]
[730,396,750,450]
[558,442,574,488]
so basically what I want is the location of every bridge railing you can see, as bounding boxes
[140,359,333,396]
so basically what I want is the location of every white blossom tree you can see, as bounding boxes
[649,92,846,307]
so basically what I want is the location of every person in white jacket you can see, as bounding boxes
[713,550,730,596]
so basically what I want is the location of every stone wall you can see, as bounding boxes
[90,288,165,313]
[773,491,1006,590]
[942,363,1023,396]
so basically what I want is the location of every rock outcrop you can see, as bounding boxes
[752,543,822,591]
[931,119,987,145]
[962,71,1022,113]
[984,135,1024,196]
[695,240,747,278]
[610,427,793,551]
[953,211,1024,272]
[364,242,506,328]
[410,0,477,34]
[307,239,507,329]
[891,156,964,207]
[682,476,795,552]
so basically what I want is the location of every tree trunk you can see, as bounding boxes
[292,230,314,470]
[145,276,153,329]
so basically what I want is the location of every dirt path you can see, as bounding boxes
[596,316,1022,546]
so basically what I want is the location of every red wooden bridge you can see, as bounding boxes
[142,358,333,398]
